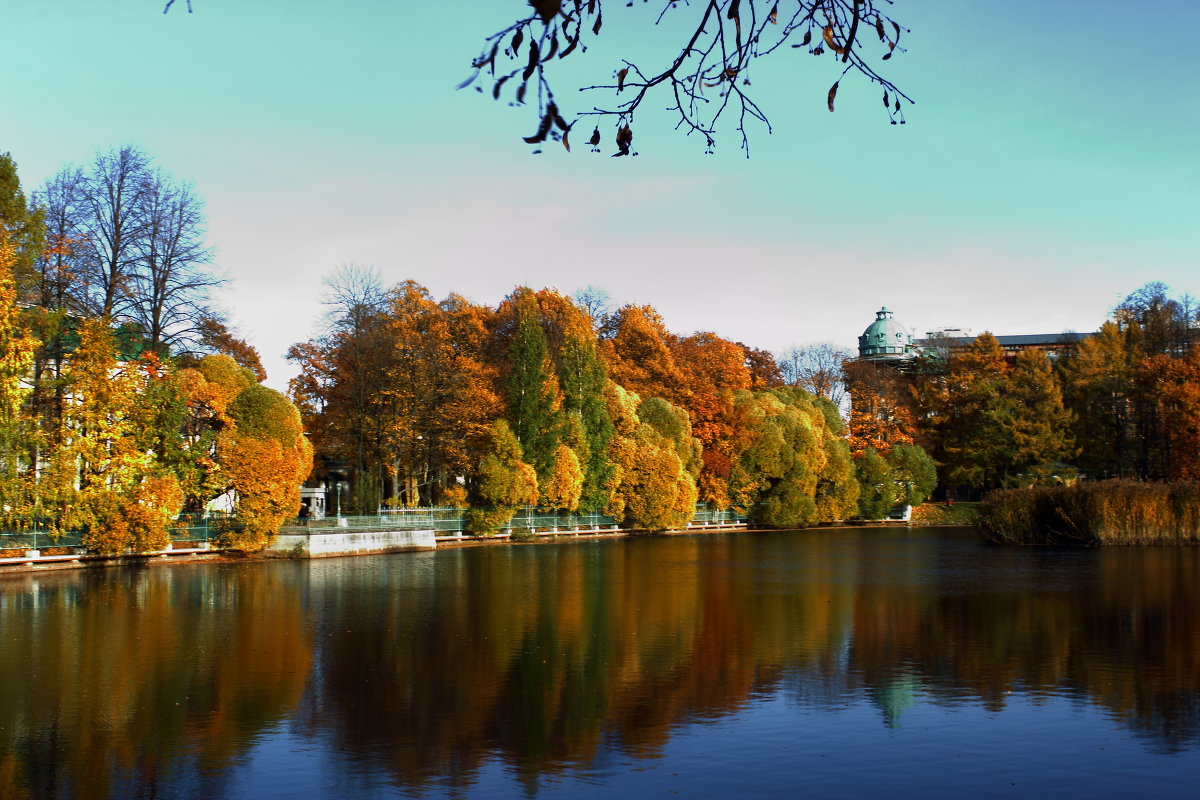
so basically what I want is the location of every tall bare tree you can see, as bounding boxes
[132,171,219,355]
[778,341,853,411]
[79,145,151,318]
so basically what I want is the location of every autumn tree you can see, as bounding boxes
[557,314,615,510]
[0,232,37,529]
[670,331,751,508]
[1061,321,1139,480]
[195,315,267,381]
[599,304,688,405]
[288,266,392,512]
[1001,348,1075,485]
[728,387,856,527]
[603,383,698,531]
[0,152,44,295]
[464,419,539,534]
[505,291,564,483]
[380,282,499,506]
[1139,351,1200,482]
[844,358,916,457]
[928,333,1011,491]
[217,383,313,551]
[46,319,184,553]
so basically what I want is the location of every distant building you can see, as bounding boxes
[856,307,1093,364]
[857,307,917,365]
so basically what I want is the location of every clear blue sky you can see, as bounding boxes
[2,1,1197,388]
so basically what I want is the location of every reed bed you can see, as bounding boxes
[978,480,1200,546]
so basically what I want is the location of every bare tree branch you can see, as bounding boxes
[465,1,913,155]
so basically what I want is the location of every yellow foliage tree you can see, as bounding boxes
[0,232,36,530]
[602,384,698,531]
[541,444,583,512]
[465,419,538,534]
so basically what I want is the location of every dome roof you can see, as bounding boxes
[858,307,915,361]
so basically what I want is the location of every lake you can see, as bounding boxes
[2,527,1198,798]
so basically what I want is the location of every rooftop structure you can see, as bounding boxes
[857,307,916,364]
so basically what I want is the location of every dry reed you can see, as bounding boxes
[978,480,1200,546]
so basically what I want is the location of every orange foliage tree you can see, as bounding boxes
[1140,351,1200,482]
[217,384,313,551]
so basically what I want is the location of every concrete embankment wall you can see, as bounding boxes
[267,528,437,558]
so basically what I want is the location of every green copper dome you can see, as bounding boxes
[858,307,915,361]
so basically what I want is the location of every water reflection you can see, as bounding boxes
[1,529,1197,797]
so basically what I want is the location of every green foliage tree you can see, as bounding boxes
[885,444,937,506]
[855,448,896,520]
[1002,348,1075,485]
[465,419,539,534]
[1062,321,1138,479]
[0,152,44,295]
[557,320,614,510]
[506,292,563,484]
[602,385,698,531]
[729,387,853,527]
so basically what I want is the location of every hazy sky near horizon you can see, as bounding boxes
[2,1,1198,390]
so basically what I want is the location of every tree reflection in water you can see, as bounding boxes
[1,529,1197,797]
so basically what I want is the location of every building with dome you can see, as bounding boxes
[857,307,917,364]
[856,307,1092,365]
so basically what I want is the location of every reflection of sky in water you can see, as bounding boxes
[305,692,1190,800]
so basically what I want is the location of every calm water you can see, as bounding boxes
[2,528,1198,799]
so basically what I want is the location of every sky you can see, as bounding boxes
[2,0,1198,391]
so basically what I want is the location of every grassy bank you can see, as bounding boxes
[910,502,980,527]
[979,480,1200,546]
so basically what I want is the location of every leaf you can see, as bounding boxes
[456,70,480,91]
[561,33,580,58]
[523,40,540,81]
[551,103,571,131]
[823,25,846,55]
[524,111,554,144]
[593,9,603,35]
[614,124,633,156]
[530,0,562,25]
[492,74,511,100]
[516,82,527,104]
[882,50,892,60]
[588,127,601,147]
[617,67,629,92]
[894,97,900,113]
[769,4,778,24]
[562,127,571,152]
[875,17,886,41]
[882,90,889,109]
[827,81,839,113]
[727,0,741,22]
[512,29,524,57]
[544,34,559,61]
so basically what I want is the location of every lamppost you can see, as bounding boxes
[337,482,342,518]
